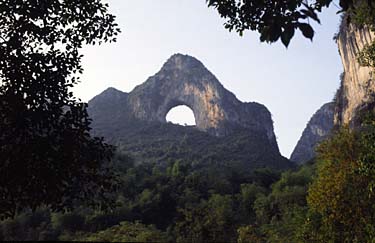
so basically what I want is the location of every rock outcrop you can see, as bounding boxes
[88,54,292,169]
[127,54,276,142]
[335,21,375,126]
[90,54,277,146]
[290,102,335,164]
[291,19,375,164]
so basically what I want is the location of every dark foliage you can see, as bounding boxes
[94,118,294,172]
[0,154,310,242]
[206,0,368,46]
[0,0,120,218]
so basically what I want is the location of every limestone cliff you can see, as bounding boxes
[127,54,276,143]
[90,54,277,146]
[88,54,292,169]
[290,102,334,164]
[290,19,375,164]
[335,21,375,126]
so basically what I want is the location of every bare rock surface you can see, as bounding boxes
[90,54,277,146]
[87,54,292,169]
[335,22,375,126]
[290,102,335,164]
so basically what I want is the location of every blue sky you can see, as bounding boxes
[75,0,343,158]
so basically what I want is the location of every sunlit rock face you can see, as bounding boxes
[291,20,375,164]
[127,54,276,144]
[290,102,335,164]
[87,54,290,169]
[335,22,375,126]
[89,54,277,146]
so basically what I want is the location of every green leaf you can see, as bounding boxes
[281,26,295,48]
[301,9,321,24]
[206,0,217,7]
[298,23,314,40]
[268,24,282,42]
[259,26,270,42]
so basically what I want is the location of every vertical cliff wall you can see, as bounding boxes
[290,19,375,164]
[335,21,375,126]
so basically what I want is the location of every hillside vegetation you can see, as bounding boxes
[2,113,375,242]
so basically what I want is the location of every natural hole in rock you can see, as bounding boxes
[166,105,196,126]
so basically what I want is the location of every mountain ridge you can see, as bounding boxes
[88,53,293,170]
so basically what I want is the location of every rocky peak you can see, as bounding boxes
[89,87,127,107]
[126,54,276,144]
[160,53,207,73]
[290,102,335,164]
[88,54,280,149]
[87,54,290,169]
[95,87,126,99]
[88,87,129,128]
[135,53,223,93]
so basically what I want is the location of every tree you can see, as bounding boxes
[206,0,374,47]
[82,221,168,242]
[237,225,264,243]
[306,126,375,242]
[0,0,120,218]
[248,164,314,242]
[174,194,236,242]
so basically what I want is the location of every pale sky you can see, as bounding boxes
[74,0,343,158]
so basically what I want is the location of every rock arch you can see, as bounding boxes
[87,54,291,169]
[166,104,196,126]
[126,54,277,146]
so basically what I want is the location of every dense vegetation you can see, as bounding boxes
[112,121,293,171]
[0,0,120,217]
[0,149,299,241]
[2,112,375,242]
[2,0,375,242]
